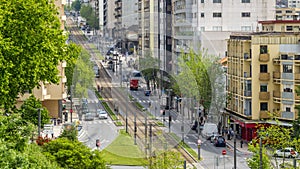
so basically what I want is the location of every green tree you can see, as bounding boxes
[42,138,109,169]
[80,4,99,30]
[148,150,183,169]
[0,113,35,151]
[247,143,272,169]
[71,0,81,11]
[294,86,300,139]
[175,49,212,111]
[139,51,159,90]
[59,124,78,141]
[0,0,77,111]
[65,43,81,90]
[72,49,94,98]
[19,95,50,128]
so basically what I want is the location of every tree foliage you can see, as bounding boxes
[0,113,35,151]
[294,86,300,139]
[80,4,99,30]
[72,49,94,98]
[19,95,51,128]
[71,0,81,11]
[139,51,159,90]
[42,138,109,169]
[248,122,295,168]
[65,43,81,90]
[175,49,212,111]
[148,150,183,169]
[0,0,78,111]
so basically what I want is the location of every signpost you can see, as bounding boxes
[222,149,226,169]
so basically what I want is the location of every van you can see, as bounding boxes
[202,123,218,140]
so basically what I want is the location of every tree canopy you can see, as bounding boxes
[19,95,51,128]
[0,0,77,112]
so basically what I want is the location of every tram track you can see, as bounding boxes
[66,18,198,165]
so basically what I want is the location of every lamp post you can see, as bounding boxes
[70,85,74,123]
[197,139,202,160]
[166,89,172,132]
[38,108,41,137]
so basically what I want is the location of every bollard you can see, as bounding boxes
[240,140,243,148]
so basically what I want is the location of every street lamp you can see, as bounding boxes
[197,139,202,160]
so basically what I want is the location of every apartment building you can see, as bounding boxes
[172,0,275,73]
[276,7,300,20]
[226,20,300,141]
[288,0,300,7]
[17,0,67,119]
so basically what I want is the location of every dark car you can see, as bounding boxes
[214,136,226,147]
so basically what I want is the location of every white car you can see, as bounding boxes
[97,109,108,119]
[274,147,298,158]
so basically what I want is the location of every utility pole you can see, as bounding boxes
[70,85,73,123]
[38,108,41,137]
[233,123,237,169]
[145,111,148,157]
[259,136,263,169]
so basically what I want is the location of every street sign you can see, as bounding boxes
[222,149,226,155]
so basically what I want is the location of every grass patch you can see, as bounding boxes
[94,90,117,121]
[114,121,123,126]
[88,43,104,60]
[101,130,147,166]
[156,121,165,127]
[169,133,199,160]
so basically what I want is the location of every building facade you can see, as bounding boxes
[226,20,300,141]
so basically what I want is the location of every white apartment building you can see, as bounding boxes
[288,0,300,8]
[173,0,276,73]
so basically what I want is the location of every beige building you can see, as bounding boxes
[226,20,300,141]
[17,0,67,119]
[276,7,300,21]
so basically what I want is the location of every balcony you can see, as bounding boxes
[295,73,300,80]
[282,92,294,99]
[259,92,270,100]
[281,111,294,120]
[260,111,270,119]
[61,76,67,83]
[273,58,281,64]
[273,71,281,79]
[259,53,269,62]
[273,90,281,98]
[259,72,270,81]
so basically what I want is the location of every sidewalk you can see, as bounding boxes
[225,136,252,156]
[52,111,80,139]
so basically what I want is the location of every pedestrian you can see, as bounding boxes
[51,133,54,139]
[240,139,244,148]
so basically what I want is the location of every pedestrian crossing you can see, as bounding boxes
[86,99,150,104]
[81,120,114,125]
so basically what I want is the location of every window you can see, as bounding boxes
[260,84,267,92]
[260,65,268,73]
[212,26,222,31]
[242,0,250,3]
[201,13,204,18]
[260,45,268,54]
[286,26,293,31]
[201,0,204,3]
[213,0,221,3]
[286,10,292,13]
[200,27,205,31]
[241,26,251,31]
[213,13,222,17]
[286,107,291,112]
[242,12,251,17]
[276,11,282,13]
[283,65,293,73]
[260,103,268,111]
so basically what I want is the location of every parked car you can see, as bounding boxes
[213,136,226,147]
[274,148,298,158]
[210,133,220,143]
[84,113,94,121]
[97,109,108,119]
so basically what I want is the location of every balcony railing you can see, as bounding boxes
[244,72,251,78]
[259,72,270,81]
[259,53,270,62]
[282,92,294,99]
[259,92,270,100]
